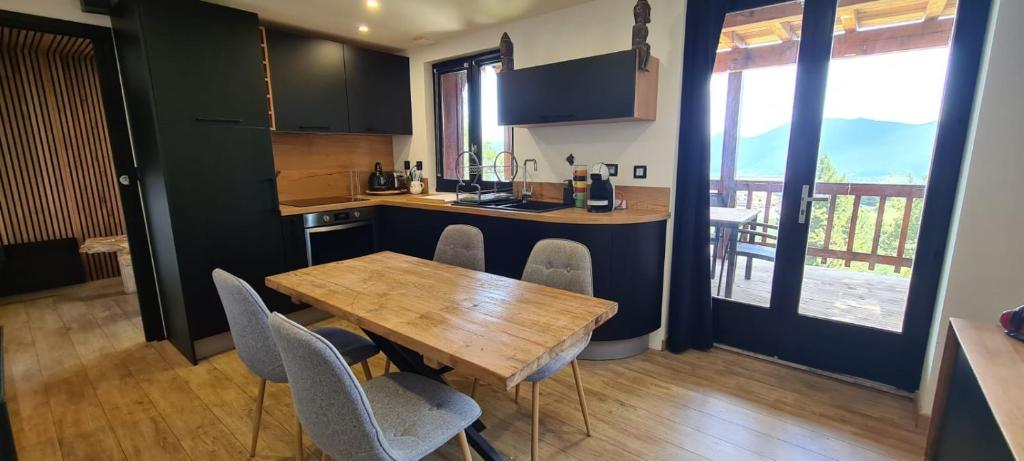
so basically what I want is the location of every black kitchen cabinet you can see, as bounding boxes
[121,0,268,127]
[498,50,658,127]
[159,124,285,340]
[265,29,350,133]
[113,0,286,362]
[344,45,412,134]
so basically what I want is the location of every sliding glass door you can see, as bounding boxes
[706,0,987,390]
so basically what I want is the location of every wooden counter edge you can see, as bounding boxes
[279,196,670,225]
[925,318,1024,460]
[265,273,619,391]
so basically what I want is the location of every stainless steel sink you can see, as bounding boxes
[454,200,571,213]
[494,201,571,212]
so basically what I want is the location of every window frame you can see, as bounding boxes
[432,50,510,192]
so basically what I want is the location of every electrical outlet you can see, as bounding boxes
[606,163,619,177]
[633,165,647,179]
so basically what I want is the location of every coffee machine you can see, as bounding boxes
[586,163,615,213]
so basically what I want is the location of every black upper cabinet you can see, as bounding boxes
[266,29,350,133]
[133,0,268,127]
[344,45,412,135]
[265,29,411,135]
[498,50,658,127]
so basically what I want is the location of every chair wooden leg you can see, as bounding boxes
[250,379,267,457]
[571,360,592,436]
[361,360,373,380]
[457,430,472,461]
[470,378,479,398]
[532,382,541,461]
[744,256,754,280]
[295,415,303,461]
[515,383,520,403]
[384,358,391,374]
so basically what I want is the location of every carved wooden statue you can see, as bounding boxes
[499,32,514,71]
[632,0,652,71]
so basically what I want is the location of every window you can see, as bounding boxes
[433,51,513,192]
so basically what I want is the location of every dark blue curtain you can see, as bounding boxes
[665,0,730,352]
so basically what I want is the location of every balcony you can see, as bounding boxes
[710,179,925,332]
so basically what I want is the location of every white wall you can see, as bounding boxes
[917,0,1024,414]
[397,0,686,347]
[0,0,111,27]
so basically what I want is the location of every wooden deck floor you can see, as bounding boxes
[1,278,926,460]
[712,258,911,332]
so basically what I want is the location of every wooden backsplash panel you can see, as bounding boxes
[0,27,125,281]
[272,133,394,200]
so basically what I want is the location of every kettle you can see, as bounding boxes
[368,162,393,191]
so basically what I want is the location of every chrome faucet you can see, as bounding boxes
[521,158,538,201]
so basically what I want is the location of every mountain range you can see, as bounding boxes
[710,118,937,184]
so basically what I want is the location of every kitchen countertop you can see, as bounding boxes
[279,193,670,225]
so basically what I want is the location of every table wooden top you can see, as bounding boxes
[710,207,760,226]
[945,318,1024,458]
[266,251,619,390]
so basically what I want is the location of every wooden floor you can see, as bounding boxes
[1,279,927,460]
[712,258,911,332]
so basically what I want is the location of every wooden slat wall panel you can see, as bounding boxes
[0,27,125,281]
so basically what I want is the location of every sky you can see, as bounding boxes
[710,47,952,137]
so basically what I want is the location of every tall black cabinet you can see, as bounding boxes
[112,0,285,362]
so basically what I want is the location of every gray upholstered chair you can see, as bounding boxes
[518,239,594,461]
[433,224,485,272]
[432,224,486,394]
[212,269,381,460]
[267,313,480,461]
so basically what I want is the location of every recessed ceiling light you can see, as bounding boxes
[366,0,380,9]
[358,24,370,33]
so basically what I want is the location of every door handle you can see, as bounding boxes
[798,184,829,224]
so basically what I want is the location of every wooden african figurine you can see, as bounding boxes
[499,32,514,71]
[632,0,652,71]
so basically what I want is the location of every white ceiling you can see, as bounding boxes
[208,0,596,51]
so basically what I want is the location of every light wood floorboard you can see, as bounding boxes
[1,279,926,460]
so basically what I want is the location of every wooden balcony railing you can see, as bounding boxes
[711,179,926,272]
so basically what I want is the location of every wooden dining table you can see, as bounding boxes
[710,207,761,298]
[266,251,618,461]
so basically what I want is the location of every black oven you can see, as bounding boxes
[302,207,376,266]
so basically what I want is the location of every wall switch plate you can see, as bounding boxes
[633,165,647,179]
[606,164,619,177]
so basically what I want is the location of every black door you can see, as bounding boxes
[705,0,990,390]
[345,45,412,135]
[266,29,350,133]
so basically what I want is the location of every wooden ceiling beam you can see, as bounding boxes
[925,0,949,20]
[729,32,748,49]
[722,0,878,31]
[715,17,953,73]
[840,10,859,33]
[770,21,794,42]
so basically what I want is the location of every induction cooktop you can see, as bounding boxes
[279,196,369,207]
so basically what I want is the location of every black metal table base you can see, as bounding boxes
[363,330,504,461]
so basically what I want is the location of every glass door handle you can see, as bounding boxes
[798,185,829,224]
